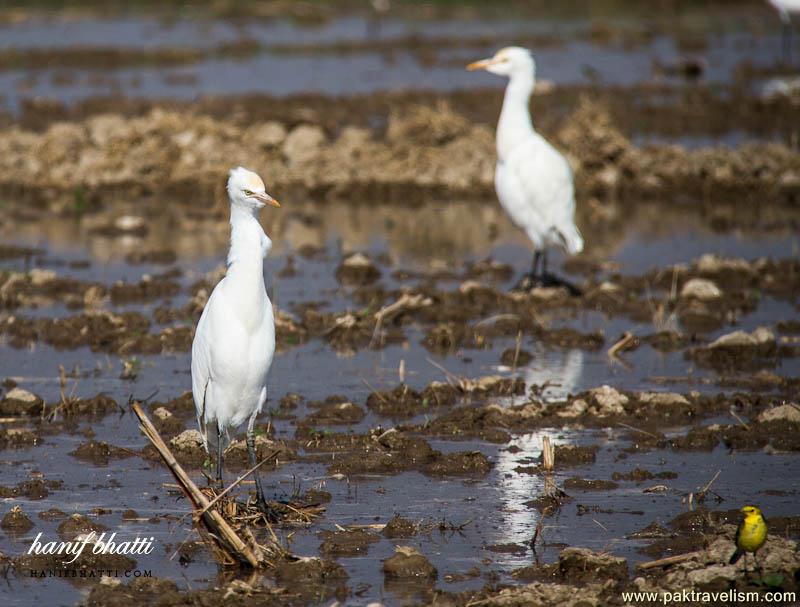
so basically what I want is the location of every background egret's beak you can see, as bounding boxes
[255,192,280,207]
[467,58,493,71]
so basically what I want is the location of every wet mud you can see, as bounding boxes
[1,3,800,607]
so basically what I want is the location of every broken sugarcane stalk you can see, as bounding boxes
[542,435,554,471]
[370,292,432,347]
[131,402,265,568]
[637,551,702,570]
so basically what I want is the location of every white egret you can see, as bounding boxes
[468,47,583,292]
[768,0,800,60]
[191,166,281,511]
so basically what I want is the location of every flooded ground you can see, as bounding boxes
[1,1,799,606]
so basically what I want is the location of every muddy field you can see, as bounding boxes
[1,2,800,606]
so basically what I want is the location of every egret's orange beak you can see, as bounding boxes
[255,192,280,208]
[467,58,494,71]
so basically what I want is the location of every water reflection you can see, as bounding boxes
[491,349,585,563]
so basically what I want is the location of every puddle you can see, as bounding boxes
[2,195,799,605]
[0,4,794,122]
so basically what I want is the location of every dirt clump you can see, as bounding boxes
[0,478,62,500]
[318,528,380,557]
[302,397,365,426]
[57,513,109,541]
[558,547,628,585]
[612,468,677,482]
[423,450,492,477]
[59,394,119,418]
[150,407,184,438]
[124,249,178,265]
[383,515,418,539]
[383,546,438,580]
[500,347,533,366]
[275,557,348,587]
[415,405,512,443]
[15,549,137,584]
[0,427,40,448]
[152,429,206,468]
[366,384,432,419]
[84,577,181,607]
[1,506,34,533]
[150,392,195,419]
[553,444,598,467]
[109,275,180,304]
[563,477,619,491]
[335,252,381,286]
[38,508,67,521]
[0,310,190,355]
[69,441,134,466]
[0,387,44,416]
[670,426,720,451]
[689,327,778,371]
[223,435,296,470]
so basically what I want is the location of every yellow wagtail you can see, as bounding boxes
[729,505,767,571]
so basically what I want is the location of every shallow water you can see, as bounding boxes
[1,196,798,606]
[0,5,793,114]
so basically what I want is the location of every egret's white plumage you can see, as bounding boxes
[468,47,582,284]
[769,0,800,22]
[191,166,280,506]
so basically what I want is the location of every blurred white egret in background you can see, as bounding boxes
[191,166,281,512]
[468,47,583,292]
[769,0,800,60]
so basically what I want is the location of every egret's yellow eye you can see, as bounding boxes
[243,189,254,196]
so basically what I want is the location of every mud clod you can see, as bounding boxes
[423,450,491,477]
[383,546,438,580]
[383,515,418,539]
[335,253,381,286]
[319,528,380,557]
[274,557,349,584]
[558,547,628,585]
[70,441,134,466]
[57,513,109,541]
[1,506,34,533]
[0,387,44,416]
[563,477,619,491]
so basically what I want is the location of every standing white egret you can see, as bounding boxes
[468,47,583,292]
[191,166,281,511]
[768,0,800,60]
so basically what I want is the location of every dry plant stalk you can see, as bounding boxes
[637,551,701,570]
[132,402,267,568]
[542,436,554,471]
[370,292,432,347]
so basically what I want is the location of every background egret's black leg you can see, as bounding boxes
[216,421,223,487]
[542,250,549,278]
[784,22,793,63]
[531,250,542,278]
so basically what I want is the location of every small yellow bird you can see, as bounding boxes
[729,505,768,570]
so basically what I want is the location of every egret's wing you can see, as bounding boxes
[191,281,222,450]
[505,134,583,254]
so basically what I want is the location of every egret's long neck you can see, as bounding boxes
[497,70,535,161]
[227,204,267,273]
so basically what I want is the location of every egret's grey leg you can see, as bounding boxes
[247,409,267,507]
[216,421,223,487]
[531,251,542,278]
[542,250,549,277]
[785,22,793,63]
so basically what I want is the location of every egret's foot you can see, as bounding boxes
[254,494,280,522]
[512,272,582,296]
